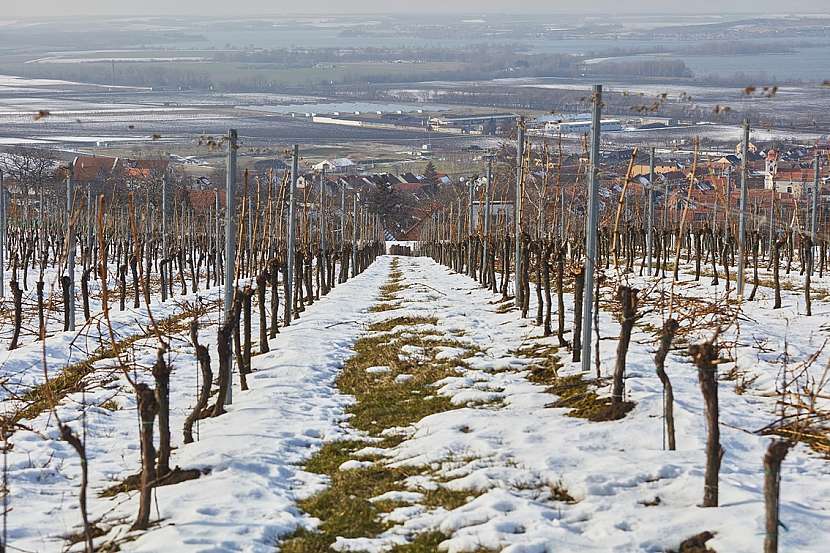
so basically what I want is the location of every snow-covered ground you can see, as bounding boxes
[6,256,389,552]
[0,74,150,92]
[3,253,829,552]
[317,256,829,552]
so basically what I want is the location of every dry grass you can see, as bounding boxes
[338,328,470,435]
[545,374,635,422]
[514,343,563,385]
[368,302,402,313]
[367,316,438,333]
[513,342,634,422]
[549,479,576,503]
[280,266,484,552]
[6,300,218,432]
[721,365,760,395]
[377,258,409,302]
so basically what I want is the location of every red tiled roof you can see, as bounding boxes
[394,182,426,193]
[72,156,169,183]
[773,169,825,182]
[186,189,226,210]
[73,155,118,182]
[124,159,169,179]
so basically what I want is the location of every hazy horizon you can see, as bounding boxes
[5,0,830,19]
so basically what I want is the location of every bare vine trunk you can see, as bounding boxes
[59,424,94,552]
[572,266,585,363]
[690,340,723,507]
[655,319,679,450]
[212,320,234,417]
[256,270,270,353]
[9,280,23,350]
[612,286,637,404]
[152,345,171,477]
[764,440,792,553]
[132,383,158,531]
[184,320,212,444]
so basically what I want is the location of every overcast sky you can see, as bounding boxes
[5,0,830,18]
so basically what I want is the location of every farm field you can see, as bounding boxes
[1,9,829,553]
[0,60,470,91]
[4,246,830,551]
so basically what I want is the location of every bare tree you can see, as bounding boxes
[0,147,57,218]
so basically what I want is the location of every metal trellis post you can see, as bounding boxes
[161,170,170,302]
[483,157,492,278]
[737,119,749,297]
[223,129,238,405]
[286,144,299,324]
[580,84,602,374]
[647,147,655,274]
[515,119,525,305]
[812,154,820,242]
[67,167,76,331]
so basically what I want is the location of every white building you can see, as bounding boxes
[535,113,592,125]
[545,119,622,135]
[312,158,357,174]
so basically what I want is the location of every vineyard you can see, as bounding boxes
[1,95,829,553]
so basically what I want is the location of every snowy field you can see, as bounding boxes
[2,251,828,552]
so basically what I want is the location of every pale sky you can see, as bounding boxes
[5,0,830,18]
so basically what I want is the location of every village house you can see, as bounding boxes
[71,155,170,192]
[184,189,226,212]
[764,149,829,197]
[311,158,357,174]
